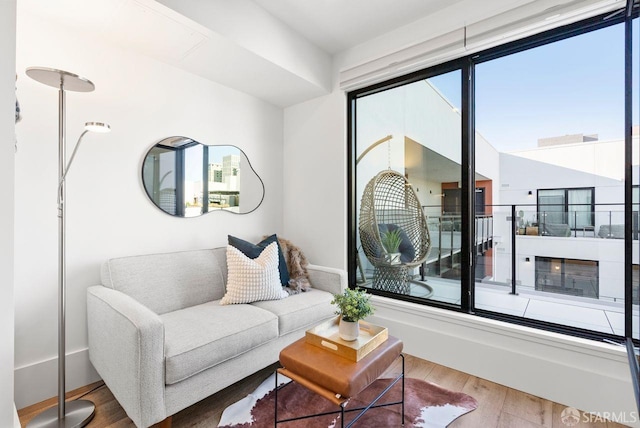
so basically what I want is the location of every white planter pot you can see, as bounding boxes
[339,319,359,341]
[385,252,401,265]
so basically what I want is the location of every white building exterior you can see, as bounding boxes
[492,135,640,303]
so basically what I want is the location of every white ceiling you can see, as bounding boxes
[17,0,623,107]
[251,0,467,54]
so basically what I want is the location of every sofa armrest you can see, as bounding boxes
[307,265,347,296]
[87,285,166,428]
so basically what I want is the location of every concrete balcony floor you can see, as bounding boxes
[361,275,638,338]
[409,277,639,337]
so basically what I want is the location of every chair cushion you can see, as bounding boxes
[161,301,278,385]
[542,223,571,237]
[251,288,335,335]
[598,224,625,239]
[378,224,415,263]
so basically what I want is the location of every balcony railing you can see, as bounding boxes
[515,203,637,239]
[421,203,637,303]
[422,210,493,278]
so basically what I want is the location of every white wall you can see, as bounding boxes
[0,1,17,426]
[505,237,630,302]
[282,91,346,269]
[14,10,284,408]
[476,132,501,202]
[410,177,447,214]
[510,137,639,183]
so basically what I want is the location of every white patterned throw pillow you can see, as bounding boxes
[220,242,288,305]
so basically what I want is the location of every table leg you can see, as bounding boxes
[276,353,405,427]
[401,353,405,427]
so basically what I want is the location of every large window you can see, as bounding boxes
[535,257,599,299]
[473,16,628,336]
[537,188,595,231]
[348,7,638,346]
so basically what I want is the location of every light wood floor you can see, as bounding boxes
[18,354,627,427]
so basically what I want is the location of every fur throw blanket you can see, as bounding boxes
[264,236,311,294]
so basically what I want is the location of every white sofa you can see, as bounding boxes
[87,247,346,427]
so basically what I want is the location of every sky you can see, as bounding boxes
[184,144,242,181]
[427,19,639,152]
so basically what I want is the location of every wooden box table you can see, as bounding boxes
[276,336,404,427]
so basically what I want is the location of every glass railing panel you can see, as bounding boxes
[475,207,510,288]
[475,204,631,335]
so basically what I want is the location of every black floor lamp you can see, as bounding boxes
[25,67,111,428]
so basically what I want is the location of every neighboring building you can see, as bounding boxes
[209,162,223,183]
[223,154,241,193]
[495,133,639,304]
[537,133,599,147]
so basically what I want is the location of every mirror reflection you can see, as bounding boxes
[142,137,265,217]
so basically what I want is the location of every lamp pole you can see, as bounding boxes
[58,75,67,422]
[25,67,97,428]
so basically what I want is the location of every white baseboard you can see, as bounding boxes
[369,296,640,428]
[13,403,19,428]
[14,348,101,410]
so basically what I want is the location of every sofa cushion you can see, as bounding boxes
[228,234,290,286]
[161,301,278,385]
[101,249,225,315]
[221,243,289,305]
[250,288,335,336]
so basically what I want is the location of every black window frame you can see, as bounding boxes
[347,5,639,346]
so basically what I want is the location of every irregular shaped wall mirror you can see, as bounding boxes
[142,137,265,217]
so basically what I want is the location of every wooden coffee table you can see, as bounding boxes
[275,336,404,427]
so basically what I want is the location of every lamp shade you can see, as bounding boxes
[84,122,111,133]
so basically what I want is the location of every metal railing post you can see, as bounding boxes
[450,219,454,269]
[438,217,442,274]
[511,205,517,295]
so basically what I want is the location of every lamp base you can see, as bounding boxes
[26,400,95,428]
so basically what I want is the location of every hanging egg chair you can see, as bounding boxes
[359,170,431,293]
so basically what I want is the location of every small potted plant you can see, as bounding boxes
[380,228,402,264]
[331,288,374,341]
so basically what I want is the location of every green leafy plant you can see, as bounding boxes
[380,228,403,254]
[331,288,374,322]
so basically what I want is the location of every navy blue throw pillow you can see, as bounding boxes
[228,234,290,286]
